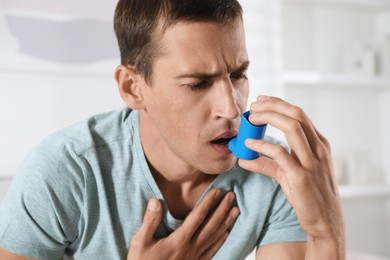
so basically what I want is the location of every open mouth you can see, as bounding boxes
[211,136,236,145]
[210,131,237,146]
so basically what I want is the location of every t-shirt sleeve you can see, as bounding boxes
[0,137,85,260]
[257,184,307,247]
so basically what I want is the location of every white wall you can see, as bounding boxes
[0,71,123,177]
[241,1,284,99]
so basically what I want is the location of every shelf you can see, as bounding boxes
[283,71,390,90]
[339,185,390,199]
[282,0,390,10]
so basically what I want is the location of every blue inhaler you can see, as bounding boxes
[228,111,267,160]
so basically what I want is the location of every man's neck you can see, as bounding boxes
[138,110,216,218]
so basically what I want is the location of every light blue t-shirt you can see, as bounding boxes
[0,108,306,260]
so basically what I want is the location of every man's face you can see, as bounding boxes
[140,19,249,175]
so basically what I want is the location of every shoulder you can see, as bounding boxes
[45,107,134,155]
[14,107,135,197]
[22,107,133,168]
[0,107,138,257]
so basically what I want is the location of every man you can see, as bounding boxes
[0,0,345,259]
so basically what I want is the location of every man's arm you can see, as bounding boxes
[257,242,306,259]
[0,248,37,260]
[256,239,342,259]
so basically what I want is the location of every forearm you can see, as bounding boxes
[305,204,346,260]
[305,235,346,260]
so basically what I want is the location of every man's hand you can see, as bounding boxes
[239,96,345,260]
[127,189,239,260]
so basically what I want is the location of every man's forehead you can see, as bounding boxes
[157,20,246,56]
[151,19,248,76]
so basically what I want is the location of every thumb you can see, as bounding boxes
[137,198,162,242]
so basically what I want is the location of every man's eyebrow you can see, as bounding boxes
[232,60,250,73]
[175,71,221,80]
[175,60,250,79]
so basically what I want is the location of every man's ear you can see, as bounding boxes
[115,65,145,110]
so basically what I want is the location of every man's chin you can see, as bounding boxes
[202,156,238,175]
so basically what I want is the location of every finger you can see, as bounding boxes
[238,153,281,180]
[198,206,240,254]
[199,231,229,260]
[249,110,313,167]
[251,96,323,157]
[135,198,162,243]
[194,192,240,252]
[313,125,332,159]
[240,139,302,181]
[194,192,235,242]
[252,96,313,130]
[173,188,221,243]
[237,142,298,206]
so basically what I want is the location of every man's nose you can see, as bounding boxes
[213,79,241,120]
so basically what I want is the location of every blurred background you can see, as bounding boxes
[0,0,389,259]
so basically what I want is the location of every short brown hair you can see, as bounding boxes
[114,0,243,83]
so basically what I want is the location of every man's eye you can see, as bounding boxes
[230,72,248,80]
[187,80,211,90]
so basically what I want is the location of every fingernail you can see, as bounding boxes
[214,188,221,198]
[250,102,261,109]
[257,95,267,102]
[245,138,255,145]
[232,208,240,218]
[229,193,236,203]
[147,199,159,212]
